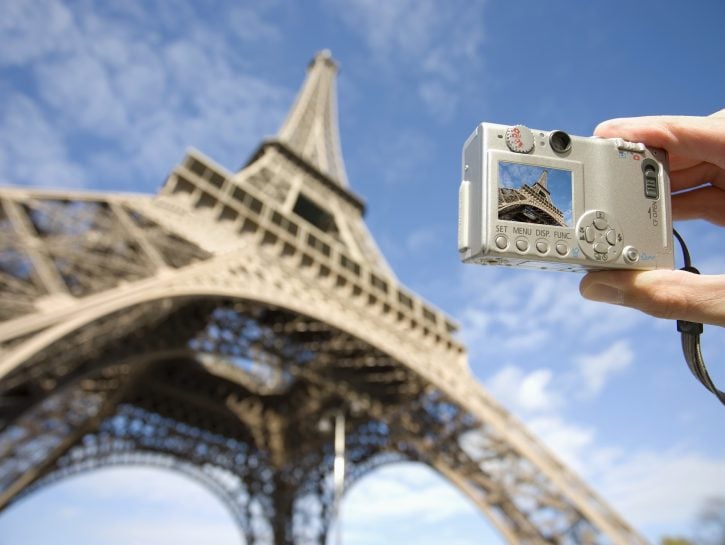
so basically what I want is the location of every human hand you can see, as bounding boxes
[579,110,725,327]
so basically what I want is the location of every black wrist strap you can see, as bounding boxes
[673,229,725,406]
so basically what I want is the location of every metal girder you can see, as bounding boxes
[0,297,644,544]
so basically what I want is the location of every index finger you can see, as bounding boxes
[594,110,725,171]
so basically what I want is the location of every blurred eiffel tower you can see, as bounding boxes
[0,51,648,545]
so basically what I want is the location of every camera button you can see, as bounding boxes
[576,211,624,264]
[536,240,549,254]
[605,229,617,245]
[585,226,595,243]
[593,241,610,254]
[616,139,646,153]
[505,125,535,153]
[495,235,509,250]
[555,242,568,256]
[515,238,529,252]
[593,217,609,230]
[623,246,640,264]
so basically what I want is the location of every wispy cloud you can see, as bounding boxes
[345,463,471,523]
[458,262,725,537]
[404,224,446,254]
[574,340,634,399]
[0,0,76,65]
[459,268,641,366]
[487,364,562,413]
[595,450,725,527]
[514,412,725,533]
[0,467,240,545]
[358,126,437,187]
[325,0,486,121]
[343,463,496,545]
[0,93,88,187]
[526,414,596,474]
[0,0,291,191]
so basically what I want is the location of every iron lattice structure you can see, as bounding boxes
[0,51,648,545]
[498,171,567,227]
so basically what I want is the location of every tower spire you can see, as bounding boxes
[277,50,350,188]
[534,169,548,191]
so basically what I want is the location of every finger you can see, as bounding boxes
[672,186,725,225]
[594,113,725,171]
[580,270,725,327]
[670,161,725,192]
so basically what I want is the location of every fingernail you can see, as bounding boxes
[581,283,624,305]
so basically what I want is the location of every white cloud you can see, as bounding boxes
[486,364,562,414]
[0,467,240,545]
[327,1,435,62]
[325,0,486,121]
[342,463,498,545]
[459,268,642,367]
[0,0,76,65]
[574,340,634,398]
[510,414,725,535]
[0,1,291,191]
[595,450,725,530]
[345,463,472,523]
[418,80,458,122]
[455,261,725,540]
[0,94,87,187]
[526,415,596,475]
[458,260,723,539]
[361,126,436,187]
[63,466,238,517]
[226,6,283,43]
[344,421,725,545]
[326,0,484,73]
[405,224,444,254]
[37,52,131,135]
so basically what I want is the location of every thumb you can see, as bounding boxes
[580,269,725,327]
[593,113,725,171]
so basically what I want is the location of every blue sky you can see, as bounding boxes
[1,1,725,544]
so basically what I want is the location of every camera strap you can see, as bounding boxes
[673,229,725,406]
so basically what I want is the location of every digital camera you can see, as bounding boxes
[458,123,674,271]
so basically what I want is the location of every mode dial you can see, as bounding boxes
[505,125,535,153]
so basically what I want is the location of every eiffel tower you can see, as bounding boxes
[0,51,648,545]
[498,170,568,227]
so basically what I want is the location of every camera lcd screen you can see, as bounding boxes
[498,162,573,227]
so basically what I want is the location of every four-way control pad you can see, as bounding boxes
[575,210,624,264]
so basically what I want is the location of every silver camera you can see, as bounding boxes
[458,123,674,271]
